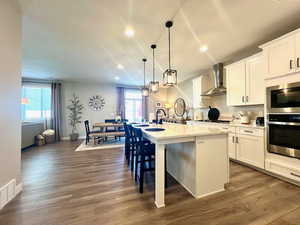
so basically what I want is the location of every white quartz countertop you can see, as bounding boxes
[191,121,265,130]
[137,123,227,141]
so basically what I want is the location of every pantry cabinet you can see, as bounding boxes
[226,53,264,106]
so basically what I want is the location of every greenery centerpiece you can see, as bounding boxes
[67,94,84,141]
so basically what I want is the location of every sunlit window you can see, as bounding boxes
[21,84,51,121]
[125,89,142,122]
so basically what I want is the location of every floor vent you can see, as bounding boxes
[0,179,16,210]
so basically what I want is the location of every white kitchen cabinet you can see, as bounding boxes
[236,128,265,169]
[226,54,264,106]
[245,55,265,105]
[259,29,300,79]
[266,35,295,79]
[228,133,237,159]
[295,32,300,73]
[226,61,246,106]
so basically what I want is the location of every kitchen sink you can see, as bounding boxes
[145,128,165,132]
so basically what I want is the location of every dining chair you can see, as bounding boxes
[124,123,134,164]
[84,120,102,145]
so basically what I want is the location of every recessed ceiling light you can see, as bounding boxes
[117,64,124,70]
[115,76,120,81]
[200,45,208,53]
[125,26,135,37]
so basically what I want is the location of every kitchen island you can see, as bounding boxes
[140,123,229,208]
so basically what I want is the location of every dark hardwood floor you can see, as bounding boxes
[1,141,300,225]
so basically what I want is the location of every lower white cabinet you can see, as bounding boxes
[228,133,237,159]
[228,127,265,169]
[265,159,300,183]
[236,133,265,169]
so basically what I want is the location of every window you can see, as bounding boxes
[21,84,51,121]
[125,89,142,122]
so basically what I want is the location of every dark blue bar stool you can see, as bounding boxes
[133,127,155,193]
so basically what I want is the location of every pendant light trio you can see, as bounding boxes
[142,20,177,96]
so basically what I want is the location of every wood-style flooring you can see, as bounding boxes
[1,141,300,225]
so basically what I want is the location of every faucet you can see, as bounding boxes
[156,108,166,124]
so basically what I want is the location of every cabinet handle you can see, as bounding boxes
[232,136,235,143]
[242,96,245,103]
[290,172,300,178]
[244,130,253,134]
[235,136,239,143]
[297,58,300,68]
[290,59,293,70]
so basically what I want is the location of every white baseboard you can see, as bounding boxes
[0,179,22,210]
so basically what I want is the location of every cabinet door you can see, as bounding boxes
[228,133,236,159]
[236,134,264,169]
[226,61,246,106]
[267,35,295,78]
[295,33,300,72]
[245,55,265,105]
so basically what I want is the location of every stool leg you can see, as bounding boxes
[139,154,145,194]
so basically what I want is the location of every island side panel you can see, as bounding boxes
[195,134,229,198]
[166,142,197,196]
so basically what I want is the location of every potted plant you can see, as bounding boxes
[67,94,84,141]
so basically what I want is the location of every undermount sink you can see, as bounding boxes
[135,124,150,127]
[145,128,165,132]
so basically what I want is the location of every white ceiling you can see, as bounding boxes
[20,0,300,85]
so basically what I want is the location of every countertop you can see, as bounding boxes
[138,123,227,141]
[190,120,265,130]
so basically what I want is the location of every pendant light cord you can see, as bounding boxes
[168,27,171,70]
[153,48,155,81]
[144,60,146,86]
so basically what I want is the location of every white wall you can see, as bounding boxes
[61,82,117,138]
[0,0,21,187]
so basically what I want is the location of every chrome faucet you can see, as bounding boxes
[156,108,166,124]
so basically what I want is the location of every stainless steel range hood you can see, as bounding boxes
[202,63,226,96]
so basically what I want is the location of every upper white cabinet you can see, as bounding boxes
[226,61,246,106]
[226,53,264,106]
[192,76,211,108]
[245,55,265,105]
[260,29,300,79]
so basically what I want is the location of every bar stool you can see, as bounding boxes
[133,127,155,193]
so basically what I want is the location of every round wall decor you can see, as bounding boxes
[174,98,186,117]
[88,95,105,111]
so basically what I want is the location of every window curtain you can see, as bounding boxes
[116,87,125,119]
[50,82,62,141]
[142,96,149,121]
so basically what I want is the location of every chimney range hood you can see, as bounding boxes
[201,63,226,96]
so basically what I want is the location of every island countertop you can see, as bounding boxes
[138,123,227,141]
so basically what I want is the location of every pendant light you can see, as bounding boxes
[149,44,159,93]
[141,58,149,97]
[163,21,177,86]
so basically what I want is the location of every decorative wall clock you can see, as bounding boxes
[88,95,105,111]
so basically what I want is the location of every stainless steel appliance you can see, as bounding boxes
[201,63,226,96]
[267,82,300,113]
[267,114,300,159]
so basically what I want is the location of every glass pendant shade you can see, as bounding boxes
[142,87,149,96]
[163,21,177,87]
[150,81,159,93]
[141,58,149,97]
[163,68,177,86]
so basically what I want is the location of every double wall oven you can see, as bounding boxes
[267,82,300,159]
